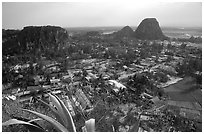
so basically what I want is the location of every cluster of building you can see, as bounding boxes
[2,38,202,132]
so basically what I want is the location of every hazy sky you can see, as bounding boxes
[2,2,202,29]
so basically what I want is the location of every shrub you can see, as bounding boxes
[2,93,95,132]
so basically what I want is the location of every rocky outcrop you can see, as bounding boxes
[18,26,69,50]
[134,18,167,40]
[114,26,134,38]
[3,26,69,55]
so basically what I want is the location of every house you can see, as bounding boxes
[74,89,92,110]
[3,94,16,101]
[42,85,51,90]
[140,59,155,67]
[88,72,98,80]
[141,92,153,99]
[45,64,61,73]
[62,75,70,79]
[140,115,151,121]
[12,64,22,73]
[108,80,126,93]
[157,64,177,75]
[130,64,144,70]
[62,96,75,116]
[16,86,46,102]
[33,75,45,85]
[50,77,61,87]
[118,72,136,82]
[2,83,12,91]
[102,74,110,80]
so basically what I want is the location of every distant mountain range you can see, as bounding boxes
[67,26,201,38]
[112,18,168,40]
[2,18,201,56]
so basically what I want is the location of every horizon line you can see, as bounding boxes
[2,25,202,30]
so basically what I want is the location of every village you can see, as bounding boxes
[2,36,202,132]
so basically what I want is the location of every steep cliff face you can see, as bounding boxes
[114,26,134,38]
[3,26,69,55]
[134,18,167,40]
[18,26,69,51]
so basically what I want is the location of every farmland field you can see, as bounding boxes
[164,77,202,105]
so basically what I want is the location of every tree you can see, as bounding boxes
[166,55,173,62]
[151,42,163,53]
[127,74,149,95]
[180,43,187,49]
[167,43,172,50]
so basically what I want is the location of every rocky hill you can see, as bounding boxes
[134,18,167,40]
[113,26,134,38]
[2,29,20,43]
[3,26,69,55]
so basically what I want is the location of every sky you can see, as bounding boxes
[2,1,202,29]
